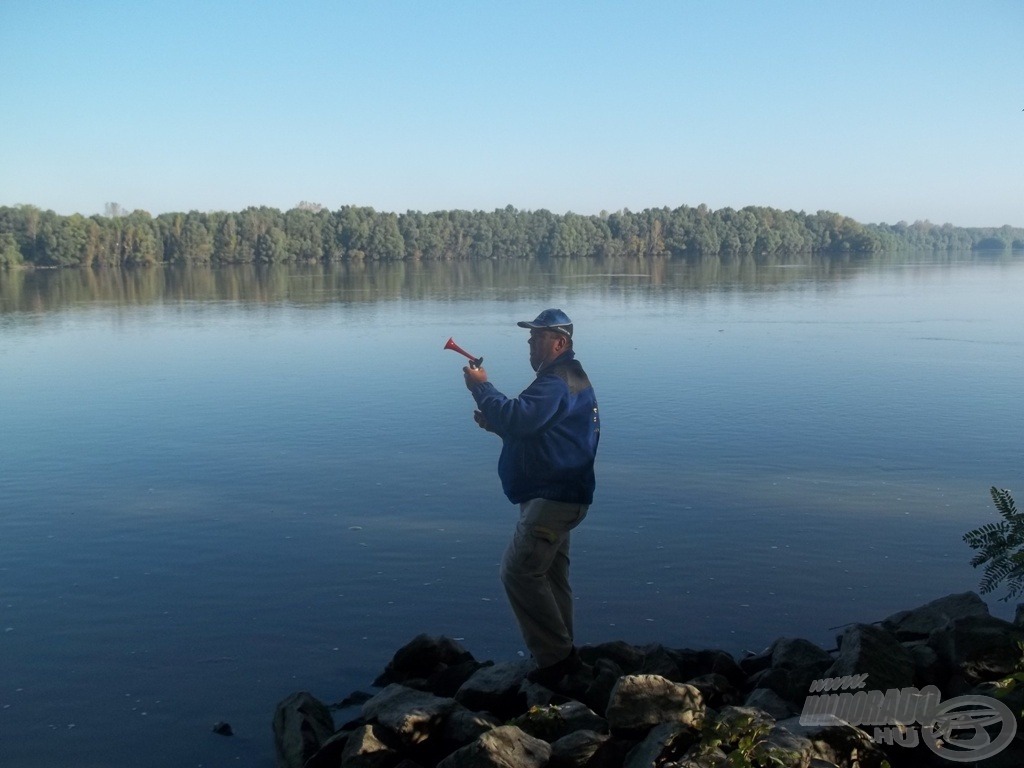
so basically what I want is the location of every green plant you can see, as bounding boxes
[964,487,1024,601]
[989,640,1024,714]
[698,710,798,768]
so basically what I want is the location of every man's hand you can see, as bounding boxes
[473,409,496,433]
[463,365,488,390]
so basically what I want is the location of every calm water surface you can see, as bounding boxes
[1,254,1022,767]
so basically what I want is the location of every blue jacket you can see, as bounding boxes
[470,350,599,505]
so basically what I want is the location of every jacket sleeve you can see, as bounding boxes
[470,375,568,438]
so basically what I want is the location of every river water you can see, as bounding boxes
[1,253,1022,766]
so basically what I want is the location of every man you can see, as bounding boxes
[462,308,600,687]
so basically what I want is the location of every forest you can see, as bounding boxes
[1,202,1022,268]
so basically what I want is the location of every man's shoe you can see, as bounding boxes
[526,647,582,687]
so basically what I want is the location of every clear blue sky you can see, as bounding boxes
[2,0,1021,226]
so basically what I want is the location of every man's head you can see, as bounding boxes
[518,308,573,371]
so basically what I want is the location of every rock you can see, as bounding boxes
[361,684,456,746]
[549,730,626,768]
[443,710,502,750]
[881,591,989,640]
[303,730,352,768]
[622,721,698,768]
[375,634,477,687]
[824,624,914,693]
[754,637,835,705]
[714,705,776,735]
[509,700,608,742]
[638,644,682,680]
[738,647,773,678]
[340,723,402,768]
[674,648,747,689]
[426,659,490,697]
[454,660,532,720]
[671,749,727,768]
[685,672,740,709]
[333,690,375,709]
[572,657,622,717]
[436,724,551,768]
[929,614,1024,684]
[272,691,335,768]
[744,687,798,720]
[581,641,645,673]
[777,717,889,768]
[903,640,946,687]
[764,724,814,768]
[520,678,560,710]
[771,637,834,670]
[441,706,501,749]
[211,721,233,736]
[605,674,705,732]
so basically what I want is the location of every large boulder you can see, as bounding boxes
[928,614,1024,685]
[374,634,478,689]
[638,644,682,680]
[744,687,799,720]
[272,691,335,768]
[762,725,814,768]
[549,730,628,768]
[634,646,744,688]
[686,672,741,710]
[605,674,705,732]
[753,637,834,704]
[881,592,989,641]
[454,660,532,720]
[441,705,502,750]
[622,722,699,768]
[674,648,747,689]
[824,624,915,693]
[339,723,402,768]
[509,700,608,743]
[573,657,623,717]
[903,640,946,687]
[771,637,834,670]
[581,641,645,674]
[738,647,773,678]
[361,684,457,746]
[303,733,349,768]
[777,716,890,768]
[436,724,551,768]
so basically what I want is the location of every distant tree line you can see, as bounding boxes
[1,202,1022,268]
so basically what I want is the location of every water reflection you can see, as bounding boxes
[5,252,1004,314]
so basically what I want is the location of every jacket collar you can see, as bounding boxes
[536,348,575,375]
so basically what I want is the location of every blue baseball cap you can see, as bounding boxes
[516,308,573,338]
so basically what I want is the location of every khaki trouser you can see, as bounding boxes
[500,498,589,668]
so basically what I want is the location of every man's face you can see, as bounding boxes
[528,329,567,371]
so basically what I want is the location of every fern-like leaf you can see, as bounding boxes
[993,487,1019,519]
[964,487,1023,601]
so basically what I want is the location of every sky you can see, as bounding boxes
[1,0,1021,227]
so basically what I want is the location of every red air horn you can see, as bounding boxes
[444,337,484,369]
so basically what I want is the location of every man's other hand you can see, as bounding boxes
[473,409,496,432]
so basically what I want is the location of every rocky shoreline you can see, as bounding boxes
[272,592,1024,767]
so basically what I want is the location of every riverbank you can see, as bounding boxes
[271,591,1024,767]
